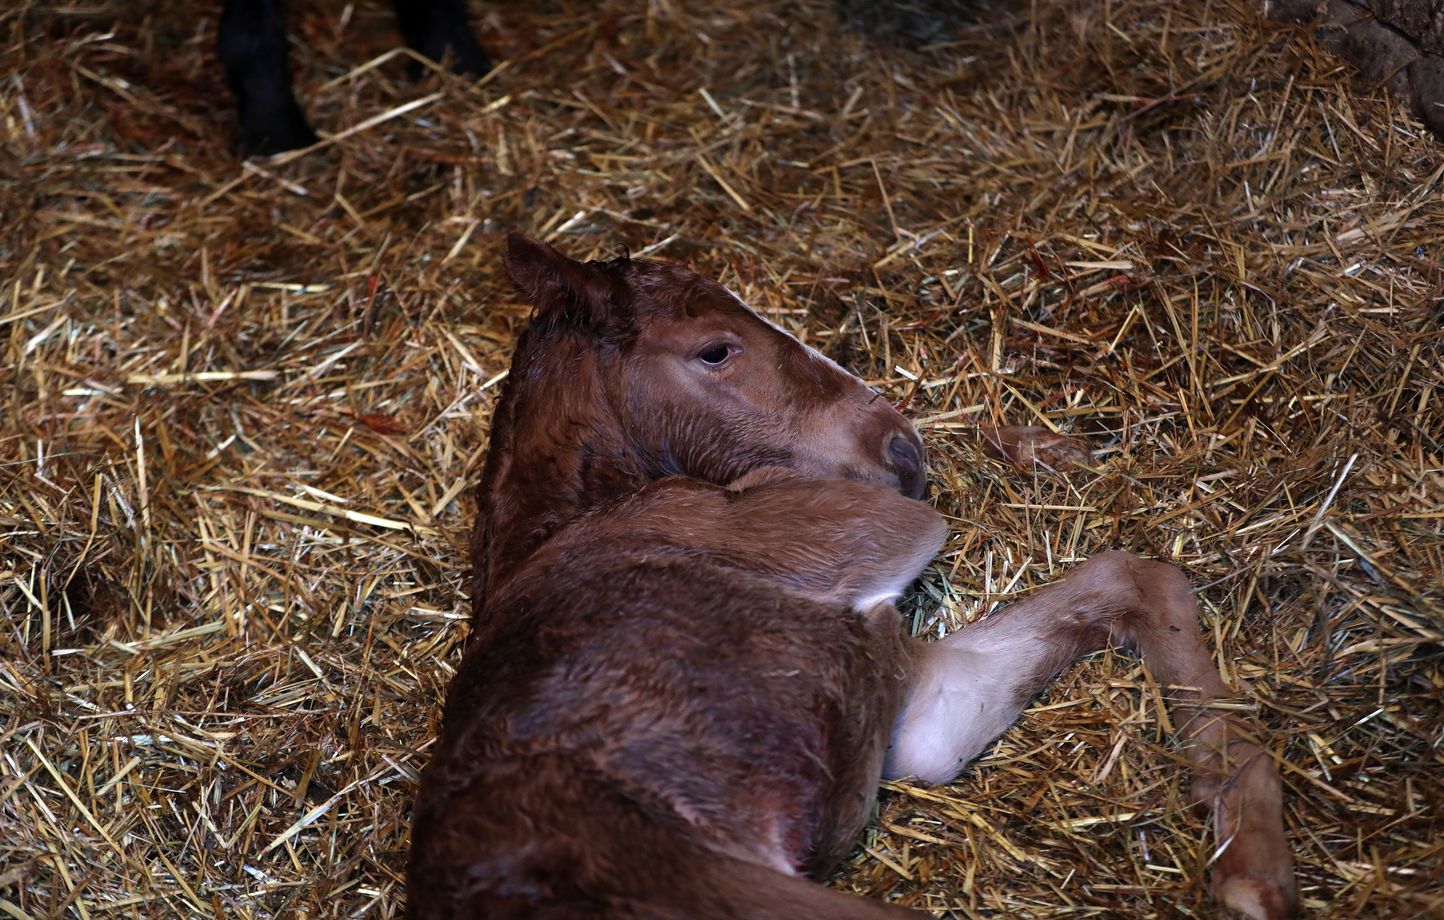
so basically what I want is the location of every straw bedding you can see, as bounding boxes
[1,0,1440,916]
[1267,0,1444,138]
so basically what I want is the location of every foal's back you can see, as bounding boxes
[408,476,944,918]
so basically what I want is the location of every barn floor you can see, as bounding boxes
[2,0,1441,917]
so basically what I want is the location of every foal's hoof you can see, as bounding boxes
[1199,732,1298,920]
[979,425,1092,472]
[1215,873,1298,920]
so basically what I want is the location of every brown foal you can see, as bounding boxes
[406,235,1296,919]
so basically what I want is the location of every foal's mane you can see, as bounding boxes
[468,250,640,620]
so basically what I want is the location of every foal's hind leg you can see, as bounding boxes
[888,552,1296,920]
[218,0,319,155]
[977,424,1093,471]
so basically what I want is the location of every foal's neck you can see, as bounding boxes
[470,330,648,617]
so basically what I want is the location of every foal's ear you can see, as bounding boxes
[504,233,625,331]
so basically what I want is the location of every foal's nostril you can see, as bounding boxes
[887,434,928,500]
[888,434,922,474]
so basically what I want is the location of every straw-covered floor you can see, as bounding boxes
[2,0,1440,916]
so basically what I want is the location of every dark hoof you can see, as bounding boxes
[449,40,492,77]
[238,102,319,156]
[396,0,493,79]
[406,40,492,81]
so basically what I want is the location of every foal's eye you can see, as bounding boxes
[695,344,735,366]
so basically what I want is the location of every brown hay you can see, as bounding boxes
[1,0,1440,917]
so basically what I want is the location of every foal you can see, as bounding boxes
[408,235,1296,918]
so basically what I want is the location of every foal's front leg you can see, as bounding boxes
[675,472,948,609]
[888,552,1296,920]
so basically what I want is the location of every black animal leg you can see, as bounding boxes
[393,0,492,77]
[218,0,320,155]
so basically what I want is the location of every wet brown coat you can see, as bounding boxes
[409,236,1298,920]
[410,236,939,918]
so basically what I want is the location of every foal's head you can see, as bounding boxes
[471,234,928,611]
[499,234,926,499]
